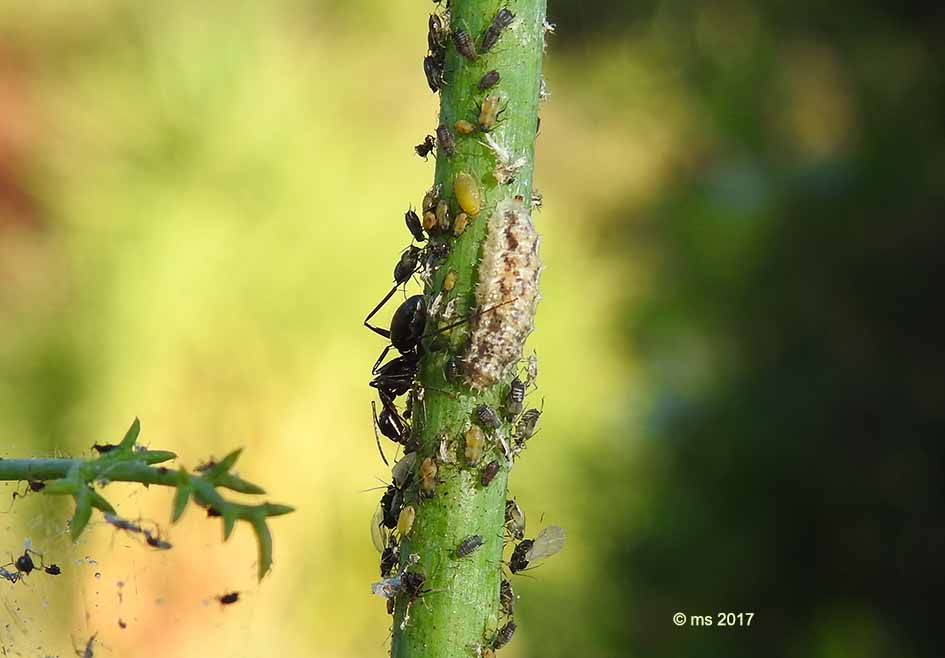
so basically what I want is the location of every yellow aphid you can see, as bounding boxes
[423,190,438,213]
[443,270,458,292]
[436,200,451,231]
[454,119,476,135]
[453,213,470,236]
[398,505,416,536]
[423,210,437,231]
[479,94,502,132]
[464,425,486,464]
[454,172,480,216]
[420,457,438,493]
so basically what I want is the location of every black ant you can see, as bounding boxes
[217,591,240,606]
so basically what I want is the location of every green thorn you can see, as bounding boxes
[172,483,191,522]
[87,488,115,514]
[264,503,295,517]
[70,489,92,541]
[217,473,265,495]
[139,450,177,465]
[251,515,274,581]
[223,507,239,540]
[118,418,141,449]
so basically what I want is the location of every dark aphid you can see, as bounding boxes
[516,408,542,442]
[92,442,118,454]
[428,14,445,52]
[423,55,443,93]
[456,534,485,558]
[44,564,62,576]
[510,526,566,573]
[475,404,502,430]
[28,480,45,493]
[143,529,172,550]
[500,579,515,616]
[380,539,399,577]
[505,377,525,417]
[380,484,400,530]
[207,506,222,517]
[479,69,501,90]
[218,591,240,605]
[481,8,515,53]
[504,499,525,540]
[415,134,436,160]
[493,620,517,650]
[436,123,455,156]
[452,27,478,61]
[401,570,427,603]
[480,459,500,487]
[509,539,533,573]
[195,457,217,472]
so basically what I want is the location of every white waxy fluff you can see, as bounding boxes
[464,197,542,389]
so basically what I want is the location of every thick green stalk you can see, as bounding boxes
[392,1,546,656]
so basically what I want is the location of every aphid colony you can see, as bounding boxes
[365,4,553,652]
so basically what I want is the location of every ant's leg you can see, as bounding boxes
[372,344,395,375]
[364,284,401,338]
[372,401,390,467]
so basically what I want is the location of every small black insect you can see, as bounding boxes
[206,506,222,517]
[493,620,517,650]
[452,27,478,61]
[500,579,515,616]
[481,8,515,53]
[428,14,447,53]
[217,591,240,605]
[143,529,172,550]
[380,484,401,530]
[15,551,35,574]
[480,459,500,487]
[516,407,542,442]
[44,564,62,576]
[436,123,455,156]
[509,539,533,574]
[475,404,502,430]
[380,539,399,577]
[92,442,118,454]
[415,134,436,160]
[401,570,428,603]
[505,377,525,417]
[478,69,501,90]
[456,534,485,558]
[423,55,444,93]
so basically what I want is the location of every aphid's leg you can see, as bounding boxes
[372,401,390,467]
[4,481,29,513]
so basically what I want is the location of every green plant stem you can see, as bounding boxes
[0,419,293,580]
[392,1,546,656]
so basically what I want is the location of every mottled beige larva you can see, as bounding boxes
[464,197,541,389]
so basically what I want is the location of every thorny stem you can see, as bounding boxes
[0,419,293,580]
[391,1,547,656]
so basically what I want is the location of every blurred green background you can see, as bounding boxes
[1,1,943,657]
